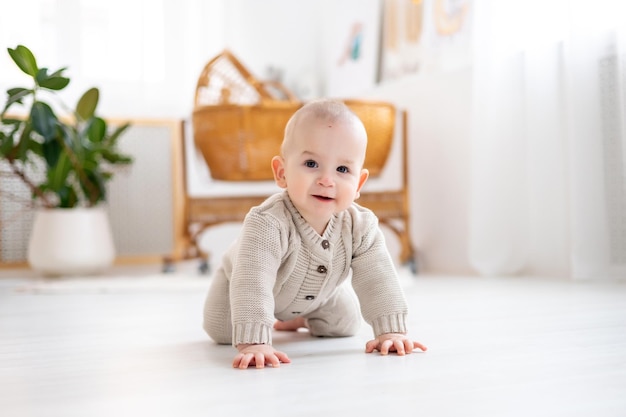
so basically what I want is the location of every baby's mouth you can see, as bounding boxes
[313,195,333,201]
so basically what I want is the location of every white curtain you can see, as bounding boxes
[0,0,223,119]
[469,0,626,279]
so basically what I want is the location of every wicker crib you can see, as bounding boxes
[175,50,417,274]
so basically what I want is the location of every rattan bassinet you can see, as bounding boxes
[192,50,395,181]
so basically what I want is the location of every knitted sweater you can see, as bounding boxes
[222,191,408,346]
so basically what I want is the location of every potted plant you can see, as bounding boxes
[0,45,133,276]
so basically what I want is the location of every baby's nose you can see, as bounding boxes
[317,172,334,187]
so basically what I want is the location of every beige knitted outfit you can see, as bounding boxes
[202,191,409,346]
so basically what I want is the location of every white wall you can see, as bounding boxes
[363,70,474,274]
[220,0,322,99]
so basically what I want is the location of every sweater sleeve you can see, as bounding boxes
[349,208,408,337]
[229,210,286,346]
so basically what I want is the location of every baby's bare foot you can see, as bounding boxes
[274,317,307,331]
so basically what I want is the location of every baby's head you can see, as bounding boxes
[281,99,367,160]
[271,99,370,234]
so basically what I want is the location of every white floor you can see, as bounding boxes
[1,263,625,417]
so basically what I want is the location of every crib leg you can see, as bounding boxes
[198,258,210,275]
[162,256,175,274]
[405,256,419,275]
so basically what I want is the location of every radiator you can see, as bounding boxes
[0,119,186,267]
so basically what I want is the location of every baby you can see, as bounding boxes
[203,98,427,369]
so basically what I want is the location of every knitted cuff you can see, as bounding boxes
[371,313,408,337]
[232,322,273,346]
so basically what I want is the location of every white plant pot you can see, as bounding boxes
[27,207,116,276]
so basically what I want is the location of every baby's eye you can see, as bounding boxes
[304,160,318,168]
[337,166,350,174]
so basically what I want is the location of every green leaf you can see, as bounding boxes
[82,157,98,172]
[0,130,13,157]
[76,88,99,120]
[7,87,31,98]
[30,101,58,141]
[49,67,68,77]
[2,87,32,114]
[106,122,131,146]
[82,170,106,205]
[59,123,77,146]
[57,185,78,208]
[87,117,106,143]
[7,45,38,77]
[29,139,43,158]
[36,68,70,90]
[47,151,72,191]
[17,123,34,161]
[42,139,62,168]
[0,119,21,159]
[101,149,133,164]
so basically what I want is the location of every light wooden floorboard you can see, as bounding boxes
[1,264,625,417]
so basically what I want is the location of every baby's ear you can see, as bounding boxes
[355,168,369,199]
[272,156,287,188]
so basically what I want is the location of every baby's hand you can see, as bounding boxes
[233,344,291,369]
[365,333,427,356]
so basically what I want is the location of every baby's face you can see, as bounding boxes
[273,115,369,234]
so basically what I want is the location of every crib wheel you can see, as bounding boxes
[162,258,175,274]
[198,259,210,275]
[406,257,418,275]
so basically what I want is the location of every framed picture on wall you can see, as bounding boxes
[322,0,382,97]
[379,0,471,81]
[379,0,425,82]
